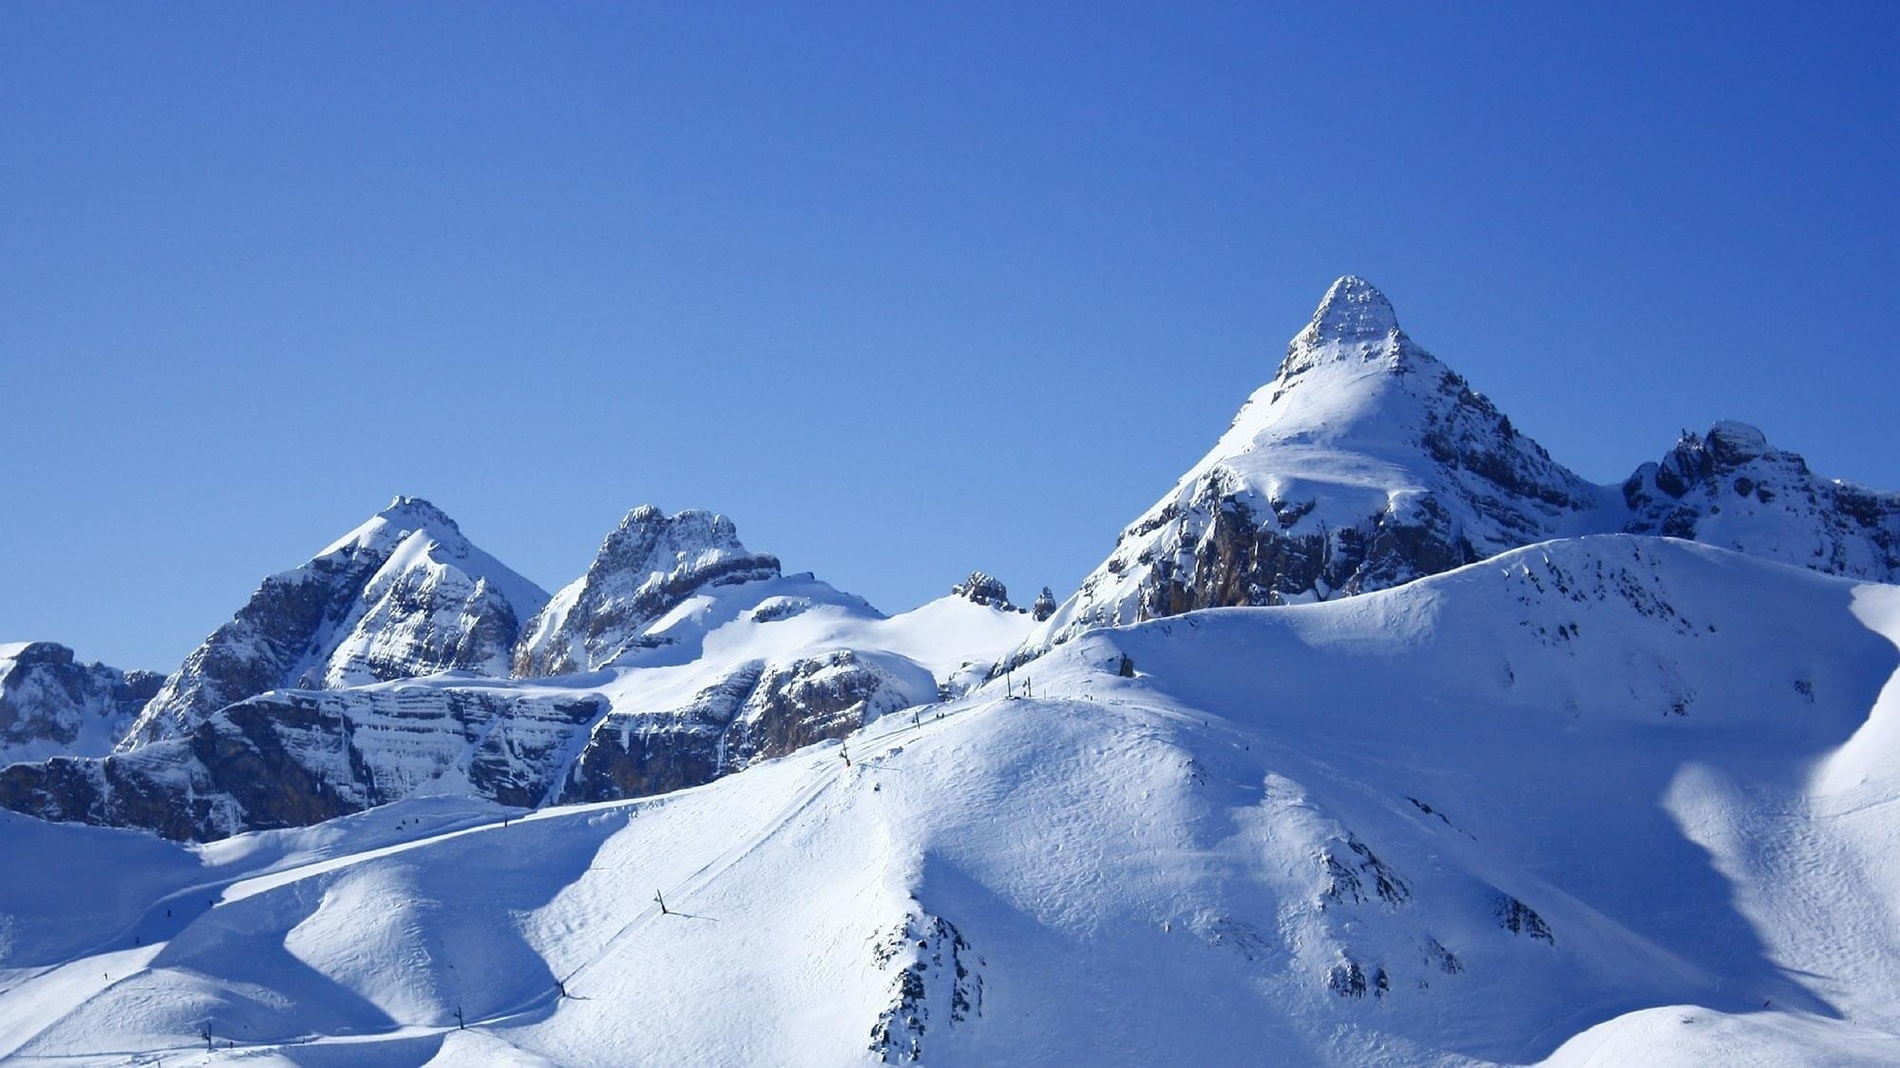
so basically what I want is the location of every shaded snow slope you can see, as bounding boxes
[5,536,1899,1065]
[1018,277,1900,666]
[123,498,549,747]
[0,643,160,766]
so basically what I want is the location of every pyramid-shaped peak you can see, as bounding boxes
[1303,276,1399,343]
[317,495,467,559]
[379,495,460,531]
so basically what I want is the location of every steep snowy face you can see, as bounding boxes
[1623,421,1900,581]
[0,642,160,766]
[122,497,548,747]
[1024,276,1603,655]
[512,505,781,677]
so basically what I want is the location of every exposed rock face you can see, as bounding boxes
[1020,277,1604,659]
[0,646,930,841]
[559,650,930,804]
[950,572,1017,611]
[0,681,606,840]
[123,498,548,747]
[0,643,160,766]
[1031,587,1058,622]
[512,505,781,677]
[1623,421,1900,581]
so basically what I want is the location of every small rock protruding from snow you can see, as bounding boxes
[1031,586,1058,622]
[950,571,1018,612]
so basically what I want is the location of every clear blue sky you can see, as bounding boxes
[4,3,1897,671]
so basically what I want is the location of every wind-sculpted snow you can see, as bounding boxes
[512,505,782,677]
[4,537,1900,1065]
[123,497,548,747]
[1016,277,1900,667]
[0,642,160,766]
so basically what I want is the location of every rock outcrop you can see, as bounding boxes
[0,644,934,841]
[950,572,1018,612]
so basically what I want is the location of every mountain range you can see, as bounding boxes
[3,278,1898,1066]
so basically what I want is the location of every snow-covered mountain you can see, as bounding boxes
[122,497,549,747]
[5,536,1899,1065]
[1017,277,1899,663]
[4,276,1900,1065]
[0,642,159,767]
[512,505,782,678]
[0,507,1035,840]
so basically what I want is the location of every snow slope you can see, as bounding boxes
[6,535,1899,1066]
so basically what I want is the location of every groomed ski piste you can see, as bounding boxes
[5,534,1900,1066]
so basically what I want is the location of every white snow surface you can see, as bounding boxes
[7,535,1900,1065]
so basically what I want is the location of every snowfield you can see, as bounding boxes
[6,535,1900,1066]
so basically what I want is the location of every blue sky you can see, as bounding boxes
[4,3,1897,670]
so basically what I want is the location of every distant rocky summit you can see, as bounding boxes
[1622,421,1900,579]
[0,642,159,766]
[0,507,1008,840]
[512,505,781,677]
